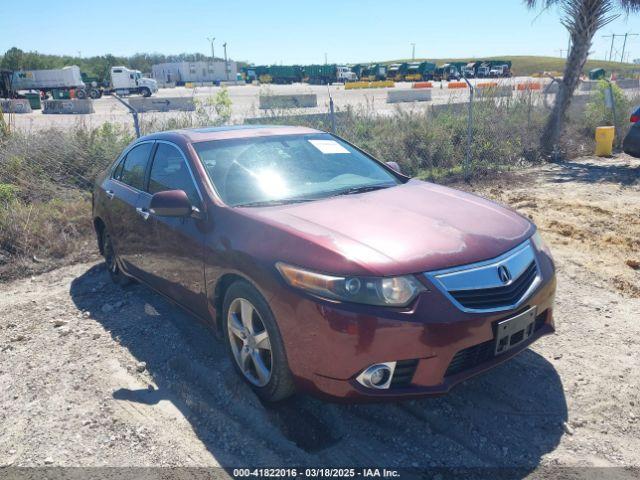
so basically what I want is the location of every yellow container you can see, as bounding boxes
[595,126,615,157]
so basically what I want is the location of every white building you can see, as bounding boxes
[152,60,238,85]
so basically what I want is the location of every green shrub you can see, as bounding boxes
[0,183,19,203]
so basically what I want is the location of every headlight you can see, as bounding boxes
[531,230,554,260]
[276,262,425,307]
[531,231,548,252]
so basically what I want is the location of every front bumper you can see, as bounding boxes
[267,247,556,402]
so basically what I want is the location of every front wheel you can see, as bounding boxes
[140,87,151,97]
[223,281,295,402]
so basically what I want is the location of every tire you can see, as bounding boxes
[140,87,151,97]
[102,231,132,286]
[223,280,295,402]
[75,88,87,99]
[89,88,101,99]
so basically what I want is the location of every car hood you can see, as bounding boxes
[242,179,534,276]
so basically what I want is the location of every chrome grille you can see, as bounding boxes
[450,261,537,310]
[425,240,540,312]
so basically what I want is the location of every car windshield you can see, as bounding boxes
[193,133,402,207]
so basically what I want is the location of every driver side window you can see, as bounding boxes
[148,143,201,206]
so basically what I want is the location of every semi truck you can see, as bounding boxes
[8,65,158,99]
[488,60,513,78]
[360,64,387,81]
[304,64,356,84]
[106,66,158,97]
[386,63,408,81]
[433,62,466,81]
[404,61,436,81]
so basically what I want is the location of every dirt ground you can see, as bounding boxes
[0,155,638,477]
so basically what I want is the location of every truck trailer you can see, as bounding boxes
[11,66,91,99]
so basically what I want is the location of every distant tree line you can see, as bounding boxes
[0,47,242,82]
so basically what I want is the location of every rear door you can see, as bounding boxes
[137,141,208,317]
[106,141,154,277]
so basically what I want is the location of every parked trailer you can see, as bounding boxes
[266,65,304,84]
[11,66,90,99]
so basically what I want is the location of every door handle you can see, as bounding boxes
[105,190,115,200]
[135,207,150,220]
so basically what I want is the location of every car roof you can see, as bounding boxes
[141,125,324,144]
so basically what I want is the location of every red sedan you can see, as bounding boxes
[92,125,556,402]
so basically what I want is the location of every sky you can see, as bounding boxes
[1,0,638,64]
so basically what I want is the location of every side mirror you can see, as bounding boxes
[149,190,192,217]
[385,161,401,173]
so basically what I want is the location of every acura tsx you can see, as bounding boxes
[92,125,556,402]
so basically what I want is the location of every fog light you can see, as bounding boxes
[356,362,396,390]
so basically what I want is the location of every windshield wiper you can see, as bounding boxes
[330,183,395,197]
[236,197,316,207]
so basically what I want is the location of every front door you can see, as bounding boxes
[137,142,208,318]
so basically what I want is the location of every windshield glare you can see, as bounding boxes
[193,134,401,206]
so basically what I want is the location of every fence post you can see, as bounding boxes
[604,80,617,147]
[112,93,141,138]
[462,76,474,181]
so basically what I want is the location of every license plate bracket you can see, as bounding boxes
[495,307,537,355]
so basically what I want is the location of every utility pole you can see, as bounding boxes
[206,36,216,61]
[603,34,617,61]
[223,42,229,80]
[557,49,565,58]
[324,53,328,65]
[620,33,638,63]
[411,43,415,60]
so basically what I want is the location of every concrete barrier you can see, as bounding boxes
[475,86,512,99]
[616,78,639,90]
[386,89,432,103]
[516,82,542,91]
[259,94,317,109]
[43,99,94,114]
[127,97,196,112]
[345,80,394,90]
[579,80,599,92]
[0,99,32,114]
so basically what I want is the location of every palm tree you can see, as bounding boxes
[525,0,640,157]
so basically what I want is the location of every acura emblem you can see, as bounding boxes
[498,265,512,284]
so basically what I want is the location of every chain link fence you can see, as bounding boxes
[1,80,638,279]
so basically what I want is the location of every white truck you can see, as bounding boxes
[337,66,357,83]
[107,66,158,97]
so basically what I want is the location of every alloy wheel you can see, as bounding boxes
[227,298,272,387]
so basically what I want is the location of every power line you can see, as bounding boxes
[603,33,638,62]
